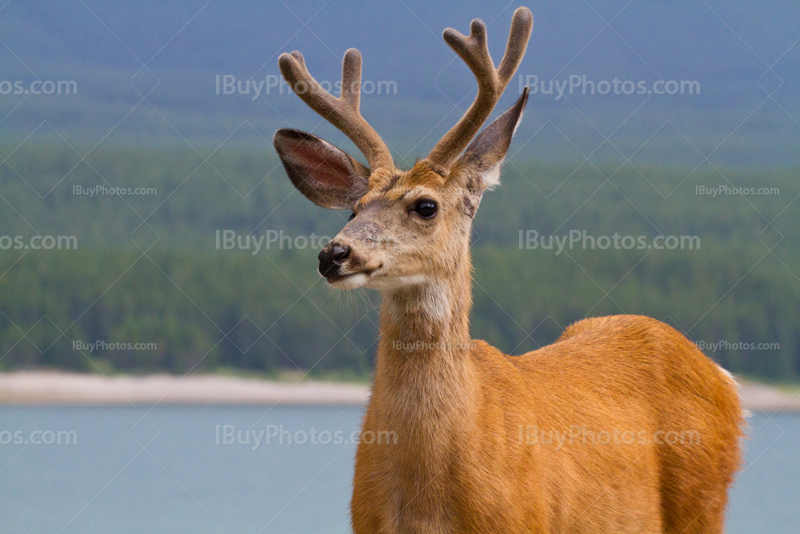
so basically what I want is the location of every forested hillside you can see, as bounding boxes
[0,147,796,381]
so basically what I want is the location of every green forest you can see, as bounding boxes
[0,146,797,381]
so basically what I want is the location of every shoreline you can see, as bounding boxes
[0,371,798,412]
[0,371,369,406]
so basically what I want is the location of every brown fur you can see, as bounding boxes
[353,308,743,533]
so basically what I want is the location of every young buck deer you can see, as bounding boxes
[273,7,743,533]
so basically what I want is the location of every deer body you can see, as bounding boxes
[273,7,743,532]
[353,307,741,533]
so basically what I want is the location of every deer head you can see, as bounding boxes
[274,8,533,292]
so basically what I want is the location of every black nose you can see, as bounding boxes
[318,243,350,278]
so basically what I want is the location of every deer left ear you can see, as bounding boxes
[455,87,529,191]
[274,128,371,210]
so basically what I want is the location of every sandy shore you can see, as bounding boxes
[0,371,798,412]
[0,372,369,406]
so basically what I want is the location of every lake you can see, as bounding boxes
[0,407,797,533]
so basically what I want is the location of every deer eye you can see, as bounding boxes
[413,199,438,218]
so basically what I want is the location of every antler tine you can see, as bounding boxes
[279,48,394,171]
[340,49,361,109]
[424,7,533,175]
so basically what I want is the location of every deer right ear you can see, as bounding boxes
[455,87,529,191]
[273,129,370,210]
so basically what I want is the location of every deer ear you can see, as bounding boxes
[274,129,370,210]
[456,87,528,191]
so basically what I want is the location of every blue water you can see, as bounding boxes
[0,407,797,533]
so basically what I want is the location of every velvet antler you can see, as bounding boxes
[423,7,533,176]
[279,49,394,171]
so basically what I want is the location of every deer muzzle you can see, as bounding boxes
[318,243,351,279]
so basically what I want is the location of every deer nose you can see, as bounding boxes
[318,243,350,278]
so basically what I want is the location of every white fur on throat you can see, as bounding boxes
[366,274,428,292]
[382,279,452,325]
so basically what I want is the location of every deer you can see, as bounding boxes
[272,7,744,533]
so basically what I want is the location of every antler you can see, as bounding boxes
[424,7,533,175]
[279,49,394,171]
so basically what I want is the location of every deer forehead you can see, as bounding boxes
[358,163,451,208]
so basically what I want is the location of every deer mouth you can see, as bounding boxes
[325,267,380,288]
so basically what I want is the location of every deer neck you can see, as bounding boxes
[368,251,477,519]
[373,251,476,422]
